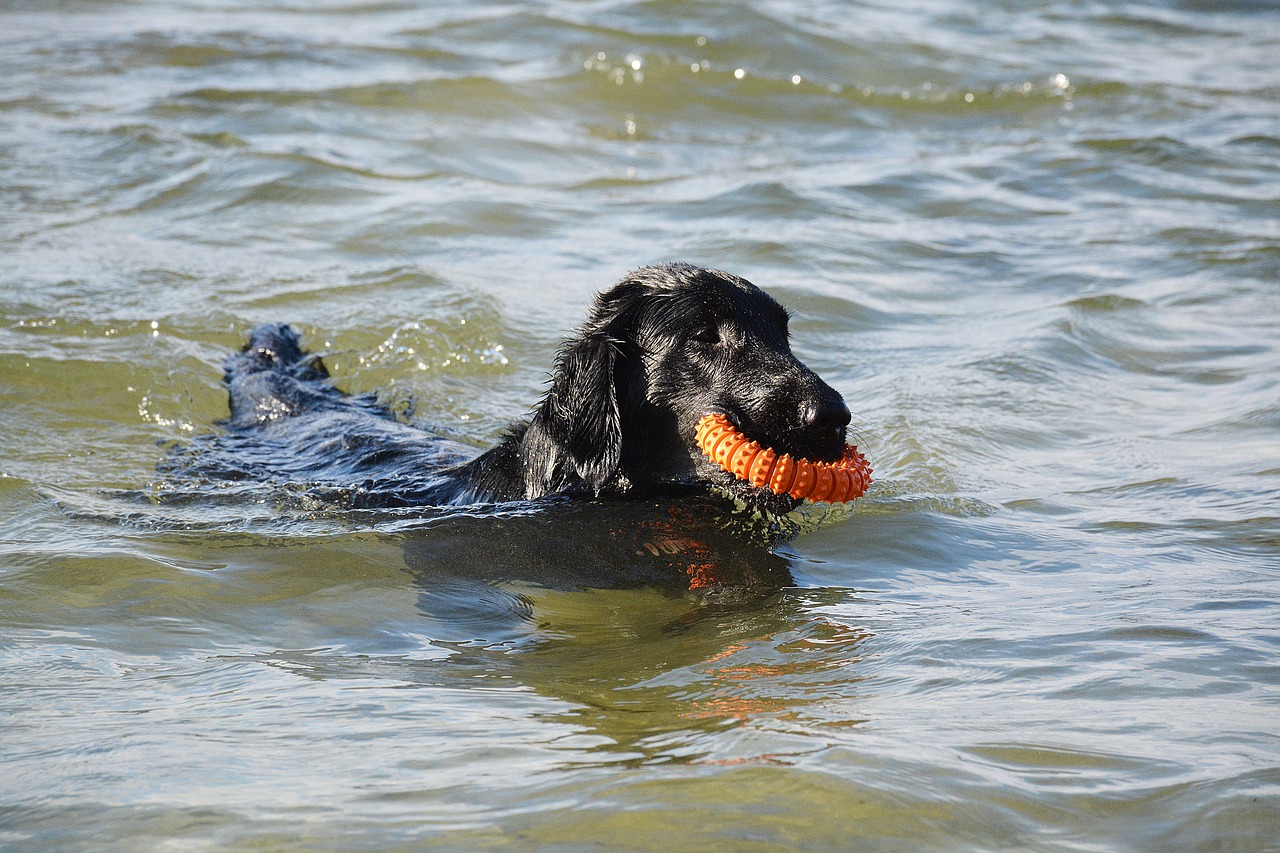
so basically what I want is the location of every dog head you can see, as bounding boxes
[521,263,851,512]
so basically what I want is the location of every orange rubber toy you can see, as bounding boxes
[695,413,871,504]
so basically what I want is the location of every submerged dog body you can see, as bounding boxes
[179,263,852,518]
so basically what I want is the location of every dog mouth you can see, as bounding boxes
[694,412,871,505]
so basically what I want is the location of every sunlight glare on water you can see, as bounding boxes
[1,0,1278,850]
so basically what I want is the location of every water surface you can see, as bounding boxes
[2,1,1278,850]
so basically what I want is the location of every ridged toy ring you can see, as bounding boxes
[694,413,872,504]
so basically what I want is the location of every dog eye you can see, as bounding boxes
[691,326,720,345]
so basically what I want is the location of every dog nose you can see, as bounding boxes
[803,397,851,436]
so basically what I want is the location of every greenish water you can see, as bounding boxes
[2,1,1278,850]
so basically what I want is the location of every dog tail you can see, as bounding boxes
[221,323,343,428]
[224,323,330,386]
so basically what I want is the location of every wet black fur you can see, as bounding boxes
[184,263,851,513]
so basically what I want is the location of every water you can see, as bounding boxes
[2,0,1278,850]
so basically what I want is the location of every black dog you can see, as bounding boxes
[171,263,851,521]
[162,263,856,592]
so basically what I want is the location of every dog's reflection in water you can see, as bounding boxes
[397,498,871,764]
[401,493,796,660]
[402,494,793,599]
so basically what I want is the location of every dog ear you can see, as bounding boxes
[520,331,627,498]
